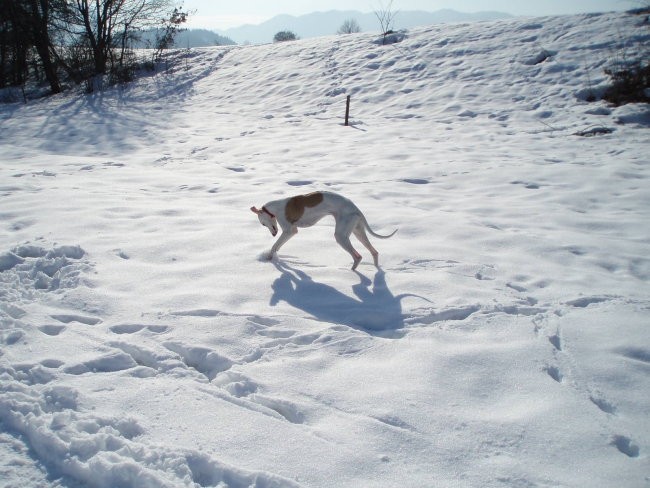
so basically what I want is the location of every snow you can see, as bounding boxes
[1,10,649,488]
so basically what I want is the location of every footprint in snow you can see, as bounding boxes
[115,249,130,260]
[38,324,66,336]
[7,363,56,385]
[170,309,221,318]
[41,359,64,369]
[544,365,563,383]
[164,342,234,381]
[511,180,541,189]
[247,394,305,424]
[402,178,429,185]
[212,371,259,398]
[0,330,24,345]
[565,296,611,308]
[507,282,528,292]
[109,324,169,334]
[64,351,137,375]
[615,347,650,365]
[50,314,101,325]
[590,394,616,415]
[612,435,640,458]
[246,315,281,327]
[548,333,562,351]
[255,328,296,339]
[407,305,480,326]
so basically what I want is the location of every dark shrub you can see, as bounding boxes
[273,31,298,43]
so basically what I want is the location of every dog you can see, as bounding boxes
[251,191,397,270]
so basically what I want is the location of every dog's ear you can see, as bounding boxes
[250,206,260,214]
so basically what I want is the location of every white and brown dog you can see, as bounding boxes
[251,191,397,270]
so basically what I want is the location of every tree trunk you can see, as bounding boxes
[29,0,61,94]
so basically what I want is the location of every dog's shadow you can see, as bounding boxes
[270,261,405,337]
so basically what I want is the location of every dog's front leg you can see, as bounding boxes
[268,226,297,260]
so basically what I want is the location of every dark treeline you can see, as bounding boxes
[0,0,187,96]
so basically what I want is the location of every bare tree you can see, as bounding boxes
[154,6,187,59]
[0,0,187,95]
[26,0,61,93]
[0,0,61,93]
[0,1,31,88]
[374,0,398,44]
[337,18,361,35]
[66,0,179,77]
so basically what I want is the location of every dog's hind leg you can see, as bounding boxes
[353,223,379,268]
[335,218,362,270]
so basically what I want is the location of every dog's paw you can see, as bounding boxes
[257,251,275,262]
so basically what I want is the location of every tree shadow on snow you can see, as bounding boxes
[270,261,406,337]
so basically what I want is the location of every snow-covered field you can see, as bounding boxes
[1,10,649,488]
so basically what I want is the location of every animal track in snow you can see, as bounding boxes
[255,328,296,339]
[565,296,611,308]
[212,371,259,397]
[611,435,640,458]
[259,330,328,350]
[548,334,562,351]
[510,180,541,189]
[108,341,183,377]
[40,359,64,369]
[545,365,563,383]
[0,252,24,271]
[109,323,169,334]
[3,363,56,385]
[247,395,305,424]
[493,304,546,317]
[394,258,459,273]
[474,265,497,281]
[589,394,616,414]
[164,342,234,381]
[64,351,137,375]
[1,244,89,293]
[1,304,28,320]
[51,314,101,325]
[115,249,130,260]
[616,347,650,365]
[170,309,221,318]
[407,305,480,325]
[38,324,66,336]
[506,282,528,292]
[201,379,305,425]
[371,414,416,432]
[246,315,281,327]
[184,449,301,488]
[402,178,429,185]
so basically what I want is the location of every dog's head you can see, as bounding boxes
[250,206,278,236]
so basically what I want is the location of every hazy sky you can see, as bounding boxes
[182,0,634,30]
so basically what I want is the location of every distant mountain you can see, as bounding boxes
[174,29,236,47]
[135,29,235,48]
[217,9,512,45]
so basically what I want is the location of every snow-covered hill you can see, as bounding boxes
[1,10,648,488]
[217,9,511,45]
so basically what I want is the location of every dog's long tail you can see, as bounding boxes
[362,216,398,239]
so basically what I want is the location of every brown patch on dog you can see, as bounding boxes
[285,192,324,223]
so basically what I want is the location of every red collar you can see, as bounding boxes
[262,206,276,219]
